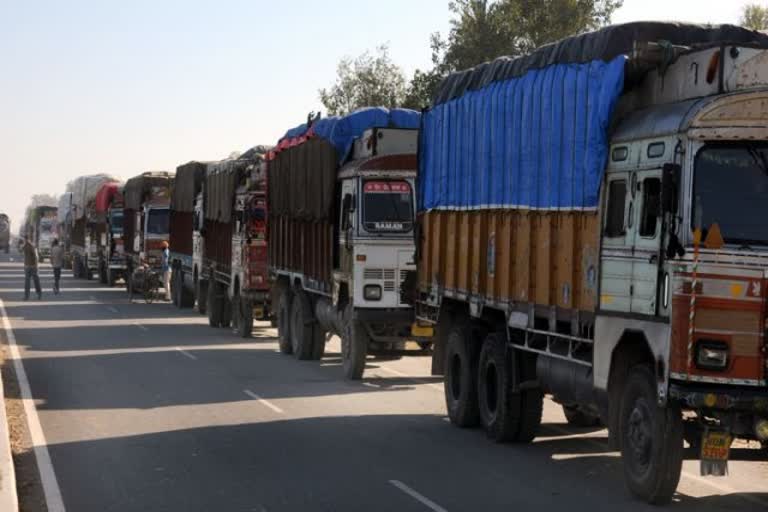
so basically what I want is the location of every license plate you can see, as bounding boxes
[700,430,732,476]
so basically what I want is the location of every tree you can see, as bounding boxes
[741,3,768,31]
[405,0,623,108]
[319,45,407,116]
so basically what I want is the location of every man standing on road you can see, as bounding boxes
[162,241,171,301]
[50,238,64,295]
[23,237,42,300]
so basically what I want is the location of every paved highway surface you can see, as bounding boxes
[0,254,767,511]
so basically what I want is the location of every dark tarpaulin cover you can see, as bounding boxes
[433,22,768,105]
[204,147,269,222]
[124,173,173,211]
[270,108,421,221]
[172,162,207,213]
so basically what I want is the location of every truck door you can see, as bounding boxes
[630,169,663,316]
[338,179,356,275]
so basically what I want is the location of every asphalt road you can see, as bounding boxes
[1,253,767,512]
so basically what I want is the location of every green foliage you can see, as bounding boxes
[741,3,768,31]
[405,0,623,108]
[319,45,407,116]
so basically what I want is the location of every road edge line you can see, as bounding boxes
[0,301,18,511]
[0,298,66,512]
[388,480,448,512]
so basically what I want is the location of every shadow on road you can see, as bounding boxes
[36,415,768,512]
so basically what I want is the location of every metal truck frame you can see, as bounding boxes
[414,29,768,505]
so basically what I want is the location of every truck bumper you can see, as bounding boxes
[669,381,768,413]
[355,307,414,325]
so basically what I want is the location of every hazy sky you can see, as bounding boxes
[0,0,762,229]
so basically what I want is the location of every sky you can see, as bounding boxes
[0,0,764,230]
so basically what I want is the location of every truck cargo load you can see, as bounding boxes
[415,21,768,505]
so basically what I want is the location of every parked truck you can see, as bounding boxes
[94,181,127,286]
[0,214,10,253]
[409,22,768,504]
[123,172,173,294]
[57,193,73,268]
[189,147,272,336]
[28,206,58,260]
[269,108,432,379]
[68,174,120,279]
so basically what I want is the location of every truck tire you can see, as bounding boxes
[443,321,480,427]
[196,279,208,315]
[234,296,253,338]
[310,326,325,361]
[290,292,316,360]
[277,288,293,355]
[99,262,108,284]
[478,333,520,442]
[515,351,543,443]
[107,268,116,287]
[179,272,195,308]
[563,404,601,427]
[341,304,368,380]
[220,294,232,328]
[620,365,683,505]
[207,282,222,328]
[171,272,180,307]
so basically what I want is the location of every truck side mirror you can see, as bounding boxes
[661,163,681,214]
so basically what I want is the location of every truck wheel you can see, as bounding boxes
[290,292,316,360]
[179,272,195,308]
[310,326,325,361]
[515,351,543,443]
[277,288,293,355]
[99,263,107,284]
[563,404,601,427]
[207,282,222,328]
[620,365,683,505]
[107,268,116,287]
[171,272,180,307]
[478,333,520,442]
[196,280,208,315]
[444,321,480,427]
[235,296,253,338]
[220,295,232,328]
[341,305,368,380]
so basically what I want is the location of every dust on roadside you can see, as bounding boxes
[1,335,48,512]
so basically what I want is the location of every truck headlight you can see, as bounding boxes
[364,285,382,301]
[695,340,729,371]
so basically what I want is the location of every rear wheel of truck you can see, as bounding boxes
[107,268,116,287]
[563,404,601,427]
[290,292,316,360]
[207,282,222,328]
[179,272,195,308]
[99,262,108,284]
[478,333,520,442]
[171,271,180,307]
[221,295,232,328]
[620,365,683,505]
[277,288,293,355]
[234,296,253,338]
[196,279,208,315]
[341,305,368,380]
[443,321,480,428]
[514,350,543,443]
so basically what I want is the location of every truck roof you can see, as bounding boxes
[433,22,768,106]
[124,172,174,211]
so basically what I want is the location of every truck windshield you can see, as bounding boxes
[362,180,413,233]
[693,145,768,246]
[40,221,54,233]
[110,211,124,234]
[146,209,169,236]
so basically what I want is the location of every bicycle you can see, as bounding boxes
[143,268,161,304]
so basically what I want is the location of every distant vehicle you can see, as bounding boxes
[94,182,126,286]
[406,21,768,505]
[269,109,432,380]
[0,214,10,253]
[123,172,173,296]
[28,206,58,260]
[67,174,120,279]
[169,149,271,336]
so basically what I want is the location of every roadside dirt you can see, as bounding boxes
[1,333,47,512]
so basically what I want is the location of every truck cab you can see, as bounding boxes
[139,204,170,270]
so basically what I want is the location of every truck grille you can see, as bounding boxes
[364,268,399,293]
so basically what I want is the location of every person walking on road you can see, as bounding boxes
[23,237,42,300]
[50,238,64,294]
[162,241,171,301]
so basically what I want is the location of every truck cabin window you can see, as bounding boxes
[639,178,661,237]
[146,209,170,236]
[40,221,54,233]
[693,145,768,246]
[604,180,627,238]
[362,180,413,233]
[110,211,124,234]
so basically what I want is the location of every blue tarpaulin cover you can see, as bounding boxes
[279,107,420,163]
[419,56,625,212]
